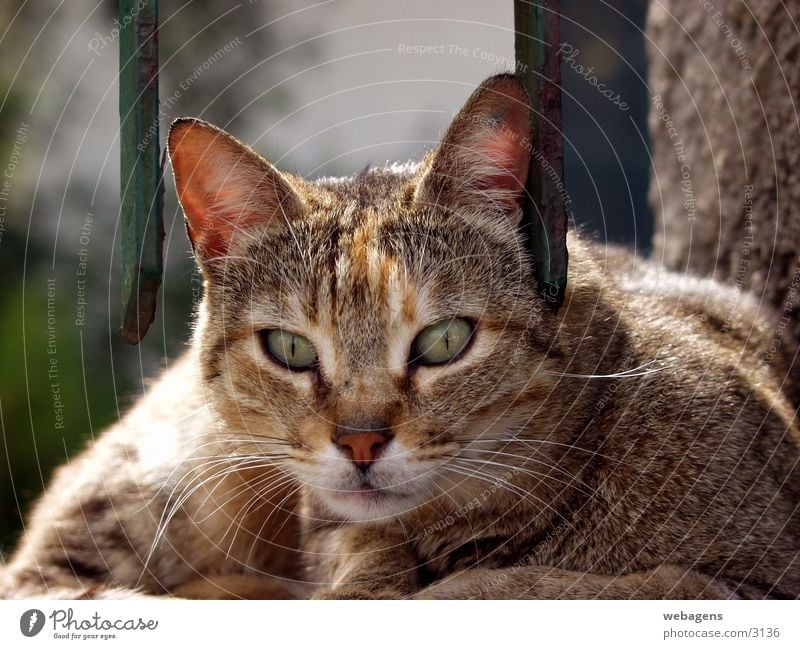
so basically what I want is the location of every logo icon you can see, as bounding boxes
[20,609,45,637]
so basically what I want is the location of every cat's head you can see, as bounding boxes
[168,74,567,523]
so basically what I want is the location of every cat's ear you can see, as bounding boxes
[168,118,304,263]
[415,74,532,224]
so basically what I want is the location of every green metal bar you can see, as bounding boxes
[514,0,569,310]
[119,0,163,344]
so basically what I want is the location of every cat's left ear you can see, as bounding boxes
[415,74,532,225]
[168,118,304,266]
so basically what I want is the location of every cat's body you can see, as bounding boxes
[1,352,304,598]
[2,75,799,599]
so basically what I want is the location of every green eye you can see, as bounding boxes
[411,318,473,366]
[261,329,318,370]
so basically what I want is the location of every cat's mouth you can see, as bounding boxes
[344,479,410,500]
[306,467,431,522]
[323,481,421,522]
[292,438,436,522]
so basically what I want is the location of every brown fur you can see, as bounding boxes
[2,75,798,600]
[0,353,304,598]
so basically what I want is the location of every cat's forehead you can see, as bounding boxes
[293,166,452,270]
[308,164,419,211]
[222,167,521,335]
[299,172,441,329]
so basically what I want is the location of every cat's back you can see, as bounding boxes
[607,244,780,371]
[565,240,800,596]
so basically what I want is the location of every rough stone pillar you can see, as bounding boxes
[647,1,800,395]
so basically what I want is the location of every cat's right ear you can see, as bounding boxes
[414,75,532,225]
[168,118,304,268]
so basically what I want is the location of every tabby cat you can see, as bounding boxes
[2,75,798,599]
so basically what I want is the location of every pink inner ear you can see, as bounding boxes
[180,192,234,259]
[176,169,237,258]
[170,121,282,259]
[474,109,531,196]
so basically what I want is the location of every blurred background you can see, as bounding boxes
[0,0,650,553]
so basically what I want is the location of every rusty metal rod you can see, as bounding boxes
[514,0,569,309]
[119,0,164,344]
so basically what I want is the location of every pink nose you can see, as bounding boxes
[334,431,389,469]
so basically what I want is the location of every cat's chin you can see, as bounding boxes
[314,486,424,524]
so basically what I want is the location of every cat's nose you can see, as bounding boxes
[333,425,391,470]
